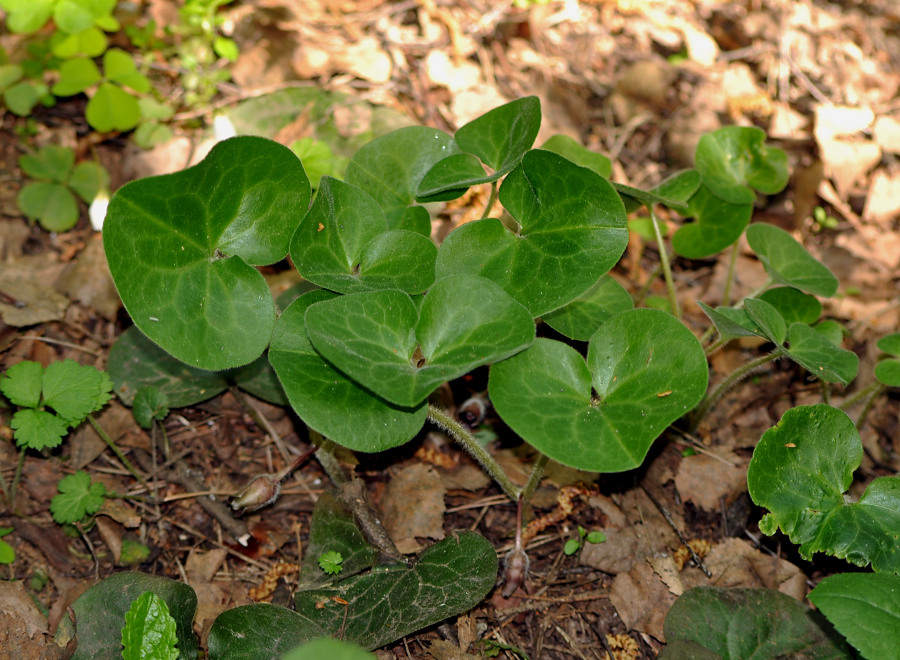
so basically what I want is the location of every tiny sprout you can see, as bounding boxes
[318,550,344,575]
[563,526,607,556]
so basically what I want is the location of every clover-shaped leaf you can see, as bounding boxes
[104,136,310,370]
[694,125,789,204]
[417,97,541,196]
[304,275,535,408]
[748,404,900,572]
[435,149,628,317]
[269,291,428,452]
[489,309,707,472]
[290,177,436,294]
[746,223,838,297]
[542,275,633,341]
[671,183,753,259]
[875,333,900,387]
[345,126,462,234]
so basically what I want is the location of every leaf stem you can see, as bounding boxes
[520,452,549,504]
[87,415,150,491]
[721,241,740,307]
[840,382,886,431]
[481,181,498,220]
[690,351,781,431]
[6,446,26,512]
[427,404,520,502]
[649,207,680,319]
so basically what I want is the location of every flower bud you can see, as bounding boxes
[230,474,281,513]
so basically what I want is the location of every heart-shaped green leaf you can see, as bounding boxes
[617,169,700,216]
[269,291,427,452]
[744,298,787,345]
[671,184,753,259]
[435,149,628,316]
[746,223,838,297]
[51,56,102,96]
[541,134,612,178]
[290,177,436,294]
[786,323,858,385]
[418,97,541,196]
[542,275,633,341]
[69,161,110,204]
[694,125,789,204]
[345,126,462,234]
[489,309,707,472]
[808,573,900,660]
[104,136,310,370]
[660,587,851,660]
[748,404,900,572]
[283,639,376,660]
[104,48,150,92]
[698,302,764,342]
[758,287,822,325]
[304,275,535,407]
[875,333,900,387]
[87,81,141,132]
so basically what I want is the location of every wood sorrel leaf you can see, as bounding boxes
[660,587,851,660]
[489,309,707,472]
[758,287,822,325]
[345,126,462,234]
[304,275,535,407]
[542,275,633,341]
[290,176,436,294]
[808,573,900,660]
[746,223,838,297]
[671,184,753,259]
[748,404,900,572]
[435,149,628,317]
[417,97,541,196]
[694,125,789,204]
[269,291,427,452]
[104,136,310,370]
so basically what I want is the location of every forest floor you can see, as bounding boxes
[2,0,900,658]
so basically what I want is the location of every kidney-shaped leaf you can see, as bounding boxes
[489,309,707,472]
[104,136,310,370]
[659,587,850,660]
[291,177,436,294]
[785,323,858,385]
[541,134,612,178]
[808,573,900,660]
[748,404,900,572]
[694,125,789,204]
[435,149,628,317]
[269,291,427,452]
[758,287,822,325]
[542,275,633,341]
[304,275,534,407]
[746,223,838,297]
[875,333,900,387]
[671,184,753,259]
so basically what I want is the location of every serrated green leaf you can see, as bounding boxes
[659,587,851,660]
[748,404,900,571]
[11,408,68,450]
[122,591,180,660]
[69,161,110,203]
[269,292,427,453]
[17,182,79,231]
[41,359,112,424]
[542,275,633,341]
[435,149,628,316]
[52,57,102,95]
[1,360,44,408]
[86,82,141,132]
[104,136,310,370]
[694,125,789,204]
[746,223,838,297]
[758,287,822,325]
[489,308,708,472]
[291,177,436,294]
[318,551,343,575]
[132,386,169,429]
[671,184,753,259]
[304,275,535,407]
[51,471,107,523]
[540,134,612,178]
[808,573,900,660]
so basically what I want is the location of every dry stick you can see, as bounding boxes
[230,387,292,464]
[87,415,150,492]
[640,485,711,578]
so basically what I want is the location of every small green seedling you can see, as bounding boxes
[563,526,606,556]
[318,551,344,575]
[812,205,839,231]
[16,145,110,232]
[121,591,179,660]
[0,527,15,565]
[0,359,113,450]
[51,470,109,525]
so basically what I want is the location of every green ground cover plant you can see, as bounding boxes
[34,95,886,657]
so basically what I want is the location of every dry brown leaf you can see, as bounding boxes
[874,115,900,154]
[0,257,69,326]
[863,170,900,224]
[814,105,881,198]
[646,553,684,596]
[380,462,446,554]
[55,234,120,320]
[608,561,675,641]
[674,452,747,510]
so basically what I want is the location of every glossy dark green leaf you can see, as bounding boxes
[697,301,760,342]
[104,136,310,370]
[659,587,850,660]
[282,639,376,660]
[808,573,900,660]
[436,149,628,316]
[618,169,700,215]
[489,309,707,472]
[541,134,612,178]
[304,275,534,407]
[748,404,900,572]
[746,223,838,297]
[694,126,789,204]
[121,591,179,660]
[268,291,427,452]
[758,287,822,325]
[69,572,197,660]
[744,298,787,345]
[786,323,858,385]
[345,126,461,234]
[875,333,900,387]
[671,184,753,259]
[291,177,436,294]
[542,275,633,341]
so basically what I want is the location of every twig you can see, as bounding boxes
[230,387,291,464]
[13,335,103,357]
[87,415,150,492]
[641,486,711,578]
